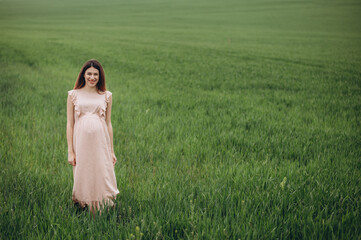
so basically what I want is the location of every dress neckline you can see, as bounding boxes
[77,88,105,96]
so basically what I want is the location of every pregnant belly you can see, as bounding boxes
[74,115,110,167]
[78,115,104,135]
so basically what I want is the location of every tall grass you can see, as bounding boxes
[1,0,360,239]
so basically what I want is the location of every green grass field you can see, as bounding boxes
[1,0,360,239]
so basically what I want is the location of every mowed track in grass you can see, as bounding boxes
[1,0,360,239]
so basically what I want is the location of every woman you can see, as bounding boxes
[67,59,119,213]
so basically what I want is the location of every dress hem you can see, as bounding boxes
[72,192,119,210]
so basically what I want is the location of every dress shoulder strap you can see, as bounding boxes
[105,91,112,103]
[68,89,77,105]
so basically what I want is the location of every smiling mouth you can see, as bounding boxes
[89,80,96,84]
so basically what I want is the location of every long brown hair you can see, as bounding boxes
[74,59,106,92]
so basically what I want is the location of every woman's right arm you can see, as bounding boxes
[67,94,76,166]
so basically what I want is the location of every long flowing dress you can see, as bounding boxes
[68,89,119,210]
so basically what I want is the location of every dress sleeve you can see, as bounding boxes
[105,91,112,103]
[68,90,77,105]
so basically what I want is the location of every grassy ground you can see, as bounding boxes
[1,0,360,239]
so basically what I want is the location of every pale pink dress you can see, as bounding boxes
[68,89,119,210]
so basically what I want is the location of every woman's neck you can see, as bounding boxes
[82,85,98,93]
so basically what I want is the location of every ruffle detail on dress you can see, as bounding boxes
[74,105,80,116]
[105,91,112,103]
[99,91,112,118]
[68,90,80,116]
[99,105,106,118]
[68,90,77,104]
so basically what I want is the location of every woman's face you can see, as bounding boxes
[84,67,99,88]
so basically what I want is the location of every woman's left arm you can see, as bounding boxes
[105,95,117,166]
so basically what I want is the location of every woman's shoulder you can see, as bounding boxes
[97,90,112,102]
[104,90,112,103]
[68,89,78,96]
[68,89,78,104]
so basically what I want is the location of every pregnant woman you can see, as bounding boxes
[66,59,119,214]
